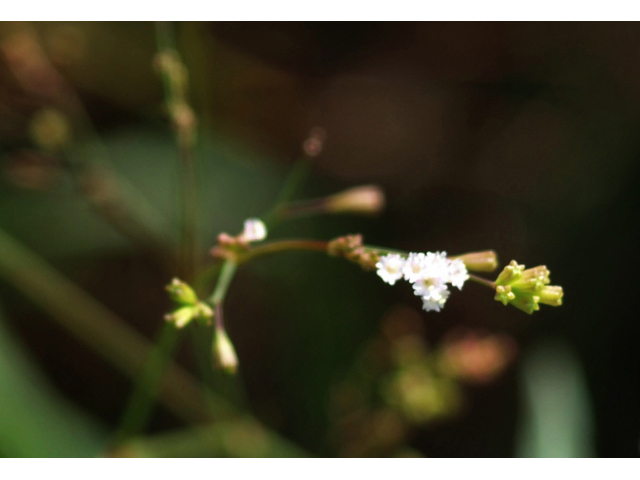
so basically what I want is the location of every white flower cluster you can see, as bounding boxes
[375,251,469,312]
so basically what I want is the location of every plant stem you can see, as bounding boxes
[114,322,182,443]
[468,274,496,290]
[115,22,201,440]
[235,240,330,265]
[0,227,301,454]
[155,21,200,280]
[262,157,313,228]
[208,260,238,305]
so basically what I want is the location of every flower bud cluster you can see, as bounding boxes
[494,260,563,314]
[327,234,379,270]
[164,278,213,328]
[376,252,469,312]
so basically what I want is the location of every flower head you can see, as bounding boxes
[376,254,406,285]
[494,260,563,314]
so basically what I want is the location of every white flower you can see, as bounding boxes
[402,252,427,282]
[239,218,267,243]
[412,275,448,301]
[423,251,451,281]
[376,254,406,285]
[421,288,450,312]
[447,258,469,290]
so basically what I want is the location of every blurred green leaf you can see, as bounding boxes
[516,340,595,458]
[0,305,107,457]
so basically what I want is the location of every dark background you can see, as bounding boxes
[0,22,639,457]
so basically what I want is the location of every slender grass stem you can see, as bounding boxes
[114,322,182,443]
[261,157,314,229]
[115,22,201,440]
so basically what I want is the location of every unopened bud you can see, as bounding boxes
[452,250,498,273]
[493,260,563,314]
[325,185,385,216]
[194,301,214,324]
[509,295,540,315]
[166,278,198,305]
[495,260,524,286]
[213,327,238,374]
[165,306,196,328]
[538,285,563,306]
[494,285,515,305]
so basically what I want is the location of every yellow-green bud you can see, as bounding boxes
[493,260,563,314]
[495,260,524,286]
[194,301,214,324]
[165,306,196,328]
[166,278,198,305]
[509,295,540,315]
[511,266,550,292]
[494,285,516,306]
[538,286,563,306]
[452,250,498,273]
[213,327,238,374]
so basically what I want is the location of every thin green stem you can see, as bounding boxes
[115,22,202,439]
[208,260,238,305]
[262,157,313,228]
[235,240,330,265]
[155,21,200,280]
[114,322,182,443]
[468,273,496,290]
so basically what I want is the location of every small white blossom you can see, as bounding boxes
[422,288,450,312]
[239,218,267,243]
[402,252,427,282]
[412,275,448,301]
[423,251,451,281]
[447,258,469,290]
[376,254,406,285]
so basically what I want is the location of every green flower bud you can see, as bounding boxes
[451,250,498,273]
[511,266,550,292]
[494,285,516,305]
[194,301,214,325]
[493,260,563,314]
[166,278,198,305]
[213,327,238,374]
[495,260,524,286]
[509,295,540,315]
[538,285,564,306]
[165,305,196,328]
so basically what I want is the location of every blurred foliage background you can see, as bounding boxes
[0,21,638,457]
